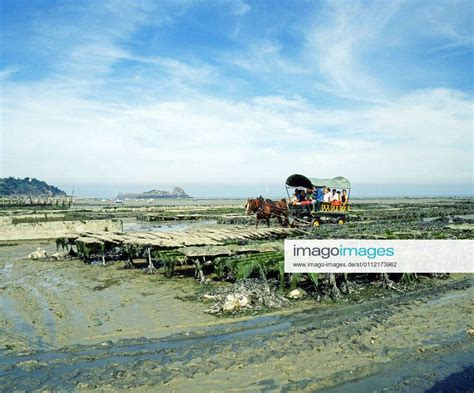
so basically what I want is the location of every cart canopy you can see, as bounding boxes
[285,174,351,190]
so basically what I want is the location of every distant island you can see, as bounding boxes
[118,187,191,199]
[0,177,67,196]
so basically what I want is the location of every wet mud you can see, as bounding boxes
[1,254,472,391]
[0,199,473,391]
[0,241,237,353]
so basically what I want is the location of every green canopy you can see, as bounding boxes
[285,174,351,190]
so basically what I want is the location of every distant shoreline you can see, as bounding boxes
[74,196,473,200]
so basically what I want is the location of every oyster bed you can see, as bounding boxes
[0,197,472,391]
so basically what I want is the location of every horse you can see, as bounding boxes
[245,196,289,228]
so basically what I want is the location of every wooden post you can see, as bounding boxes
[145,246,157,274]
[194,258,206,282]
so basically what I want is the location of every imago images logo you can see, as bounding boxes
[285,240,473,273]
[292,244,395,259]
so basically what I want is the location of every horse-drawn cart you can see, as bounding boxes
[285,174,351,226]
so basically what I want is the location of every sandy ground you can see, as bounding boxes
[0,198,473,391]
[0,241,472,391]
[0,241,253,350]
[168,277,472,392]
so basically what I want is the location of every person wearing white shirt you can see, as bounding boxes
[323,188,331,202]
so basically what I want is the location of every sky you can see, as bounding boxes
[0,0,473,197]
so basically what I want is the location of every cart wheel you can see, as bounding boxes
[337,217,345,225]
[311,218,321,227]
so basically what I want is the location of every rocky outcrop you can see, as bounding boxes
[118,187,191,199]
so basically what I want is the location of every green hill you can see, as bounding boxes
[0,177,67,196]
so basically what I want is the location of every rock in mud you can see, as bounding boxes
[49,252,69,261]
[99,340,113,348]
[203,279,290,315]
[203,294,218,300]
[287,288,306,299]
[26,248,47,260]
[223,294,250,311]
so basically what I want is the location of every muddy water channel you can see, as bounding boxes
[1,201,473,391]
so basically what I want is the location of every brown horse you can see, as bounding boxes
[245,196,289,228]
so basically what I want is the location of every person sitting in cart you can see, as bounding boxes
[298,189,306,201]
[315,187,324,202]
[301,188,313,209]
[330,190,342,206]
[312,186,324,212]
[293,189,307,204]
[323,187,332,202]
[291,192,299,205]
[341,189,348,205]
[292,189,303,204]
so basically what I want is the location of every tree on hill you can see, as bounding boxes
[0,177,67,196]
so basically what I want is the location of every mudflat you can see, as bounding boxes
[0,197,473,391]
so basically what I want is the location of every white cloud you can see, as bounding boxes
[1,80,472,187]
[231,0,250,16]
[1,0,472,194]
[304,0,474,103]
[224,39,309,76]
[26,1,158,85]
[0,66,19,81]
[305,1,401,101]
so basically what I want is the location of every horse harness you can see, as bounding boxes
[254,196,287,217]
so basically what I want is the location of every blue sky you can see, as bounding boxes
[0,0,473,197]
